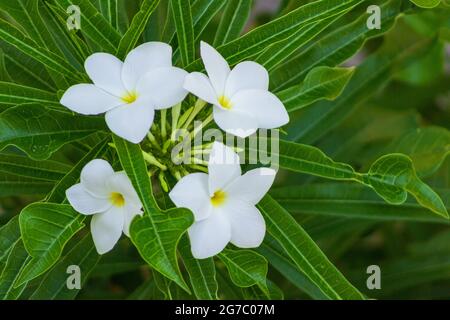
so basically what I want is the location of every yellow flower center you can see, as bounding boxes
[218,95,232,110]
[110,192,125,207]
[121,91,138,104]
[210,190,227,207]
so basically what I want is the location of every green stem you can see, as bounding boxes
[160,109,167,140]
[188,164,208,173]
[142,151,167,171]
[171,103,181,140]
[182,99,207,130]
[147,132,162,151]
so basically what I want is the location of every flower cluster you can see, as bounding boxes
[62,41,289,258]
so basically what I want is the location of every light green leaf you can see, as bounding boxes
[388,127,450,177]
[409,0,441,8]
[258,195,365,300]
[17,203,85,286]
[0,81,59,106]
[0,104,105,160]
[116,0,160,59]
[171,0,195,66]
[278,67,355,112]
[213,0,253,46]
[112,135,193,292]
[179,235,218,300]
[363,153,448,218]
[30,233,100,300]
[218,249,269,297]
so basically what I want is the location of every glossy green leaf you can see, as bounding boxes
[0,172,55,197]
[0,216,21,273]
[258,195,365,300]
[218,249,269,297]
[112,135,193,292]
[213,0,253,46]
[179,235,218,300]
[0,104,105,160]
[171,0,195,66]
[278,67,355,112]
[30,233,100,300]
[0,240,29,300]
[0,82,59,106]
[17,203,85,286]
[116,0,160,59]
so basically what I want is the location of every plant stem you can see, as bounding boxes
[160,109,167,140]
[171,103,181,140]
[147,132,162,151]
[182,99,207,130]
[188,164,208,173]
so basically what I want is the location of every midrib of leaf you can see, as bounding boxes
[194,259,214,299]
[171,0,194,66]
[219,0,249,45]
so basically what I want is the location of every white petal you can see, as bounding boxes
[200,41,230,95]
[66,183,111,215]
[231,89,289,129]
[123,204,143,237]
[213,106,258,138]
[137,67,188,110]
[188,212,231,259]
[169,173,212,221]
[60,84,123,115]
[122,42,173,92]
[207,141,241,195]
[106,172,142,207]
[80,159,115,197]
[183,72,218,105]
[225,168,276,205]
[85,53,127,97]
[90,206,124,254]
[105,101,155,144]
[222,199,266,248]
[225,61,269,97]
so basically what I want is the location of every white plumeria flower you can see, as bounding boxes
[169,142,276,259]
[60,42,188,144]
[183,41,289,138]
[66,159,143,254]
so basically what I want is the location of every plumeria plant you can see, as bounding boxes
[0,0,449,301]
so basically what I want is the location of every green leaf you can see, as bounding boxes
[0,18,83,81]
[30,233,100,299]
[409,0,441,8]
[388,127,450,177]
[0,81,59,106]
[179,235,218,300]
[0,240,30,300]
[272,183,450,223]
[218,249,269,297]
[213,0,253,46]
[17,203,85,286]
[98,0,119,30]
[55,0,122,53]
[45,137,111,203]
[258,195,365,300]
[0,172,55,197]
[271,0,403,92]
[171,0,195,67]
[362,153,448,218]
[116,0,160,59]
[258,241,329,300]
[0,216,21,273]
[112,135,193,292]
[0,153,70,182]
[0,104,105,160]
[278,67,355,112]
[187,0,362,70]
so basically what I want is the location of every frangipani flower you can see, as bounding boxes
[66,159,143,254]
[183,41,289,138]
[61,42,188,143]
[169,142,276,259]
